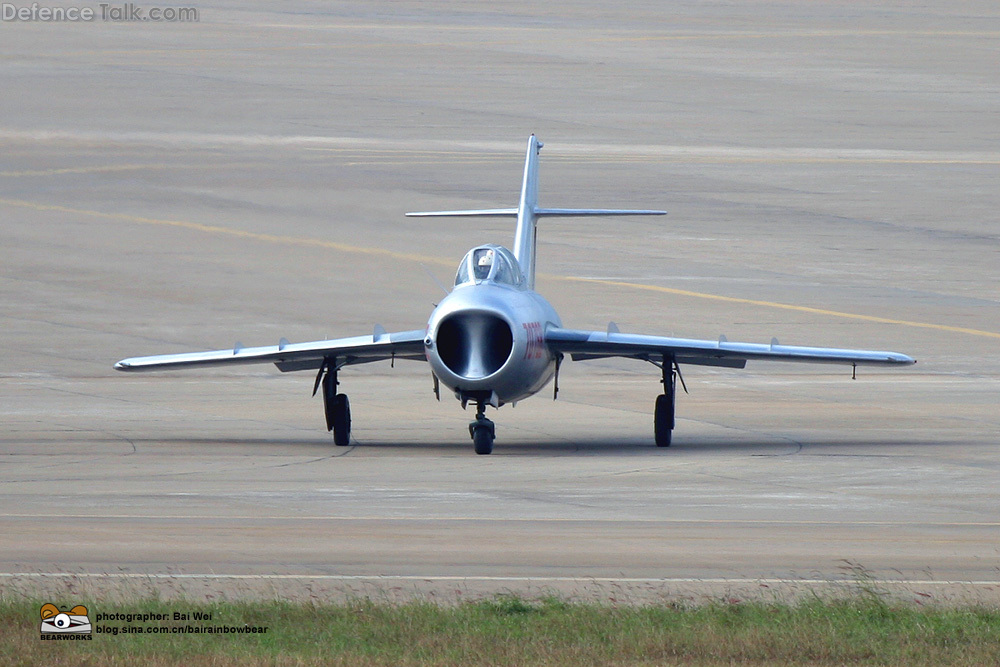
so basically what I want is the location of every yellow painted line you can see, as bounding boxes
[2,196,998,340]
[563,276,1000,340]
[0,197,454,268]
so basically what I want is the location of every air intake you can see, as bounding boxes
[436,312,514,379]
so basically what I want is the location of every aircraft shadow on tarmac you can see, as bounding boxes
[351,437,944,456]
[125,436,947,456]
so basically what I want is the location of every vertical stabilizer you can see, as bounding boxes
[513,135,543,289]
[405,136,666,292]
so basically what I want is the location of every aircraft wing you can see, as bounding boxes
[545,327,915,369]
[115,329,427,373]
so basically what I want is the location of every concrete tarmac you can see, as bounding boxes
[2,2,999,603]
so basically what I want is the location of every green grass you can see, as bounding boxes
[3,593,998,666]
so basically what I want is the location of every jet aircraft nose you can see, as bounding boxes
[435,311,514,380]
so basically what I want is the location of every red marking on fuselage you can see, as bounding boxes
[523,321,543,359]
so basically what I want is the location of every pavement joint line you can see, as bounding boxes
[1,573,999,586]
[0,163,253,177]
[2,514,998,526]
[2,131,998,162]
[2,195,999,340]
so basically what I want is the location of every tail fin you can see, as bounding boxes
[512,135,543,290]
[406,135,665,289]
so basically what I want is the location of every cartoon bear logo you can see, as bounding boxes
[40,603,92,634]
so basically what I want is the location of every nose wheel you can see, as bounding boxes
[469,401,495,455]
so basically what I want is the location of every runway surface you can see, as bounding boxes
[2,2,999,603]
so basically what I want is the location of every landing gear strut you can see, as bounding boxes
[468,400,495,455]
[321,364,351,446]
[655,359,677,448]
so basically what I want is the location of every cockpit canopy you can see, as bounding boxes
[454,244,524,287]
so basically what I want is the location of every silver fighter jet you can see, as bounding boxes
[116,135,915,454]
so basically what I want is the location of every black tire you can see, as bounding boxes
[472,425,493,455]
[654,393,674,447]
[332,394,351,446]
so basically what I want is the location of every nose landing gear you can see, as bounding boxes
[469,400,495,455]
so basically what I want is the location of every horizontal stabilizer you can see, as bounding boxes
[405,207,664,217]
[535,208,665,217]
[406,208,518,217]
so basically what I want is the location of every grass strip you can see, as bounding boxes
[2,594,998,666]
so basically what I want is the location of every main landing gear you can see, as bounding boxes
[468,400,495,455]
[654,359,679,448]
[316,361,351,446]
